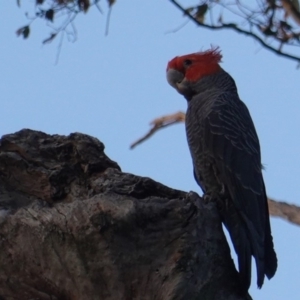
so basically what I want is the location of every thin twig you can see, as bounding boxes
[95,1,103,14]
[165,19,190,34]
[130,112,185,149]
[105,7,113,36]
[55,31,64,65]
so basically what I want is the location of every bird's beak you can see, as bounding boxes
[166,68,184,90]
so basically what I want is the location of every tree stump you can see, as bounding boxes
[0,129,250,300]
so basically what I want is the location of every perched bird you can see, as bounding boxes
[166,48,277,292]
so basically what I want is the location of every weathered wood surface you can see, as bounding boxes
[0,129,250,300]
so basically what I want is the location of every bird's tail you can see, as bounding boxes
[263,198,278,279]
[220,195,277,292]
[219,198,253,292]
[241,199,277,288]
[240,212,265,288]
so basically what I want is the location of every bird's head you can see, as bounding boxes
[166,47,222,97]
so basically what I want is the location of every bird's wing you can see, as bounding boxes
[203,93,264,213]
[202,93,267,288]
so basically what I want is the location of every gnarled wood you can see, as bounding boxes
[0,129,250,300]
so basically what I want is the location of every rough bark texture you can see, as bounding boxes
[0,129,251,300]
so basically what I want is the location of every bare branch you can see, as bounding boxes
[268,197,300,226]
[130,112,185,149]
[169,0,300,63]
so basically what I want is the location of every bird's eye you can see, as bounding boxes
[184,59,192,67]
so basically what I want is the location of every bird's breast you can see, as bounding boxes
[185,103,223,194]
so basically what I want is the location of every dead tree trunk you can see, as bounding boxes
[0,129,251,300]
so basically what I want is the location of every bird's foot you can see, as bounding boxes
[203,193,212,204]
[203,193,225,212]
[186,191,202,209]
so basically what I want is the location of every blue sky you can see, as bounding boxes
[2,1,300,299]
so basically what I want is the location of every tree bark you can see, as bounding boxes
[0,129,251,300]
